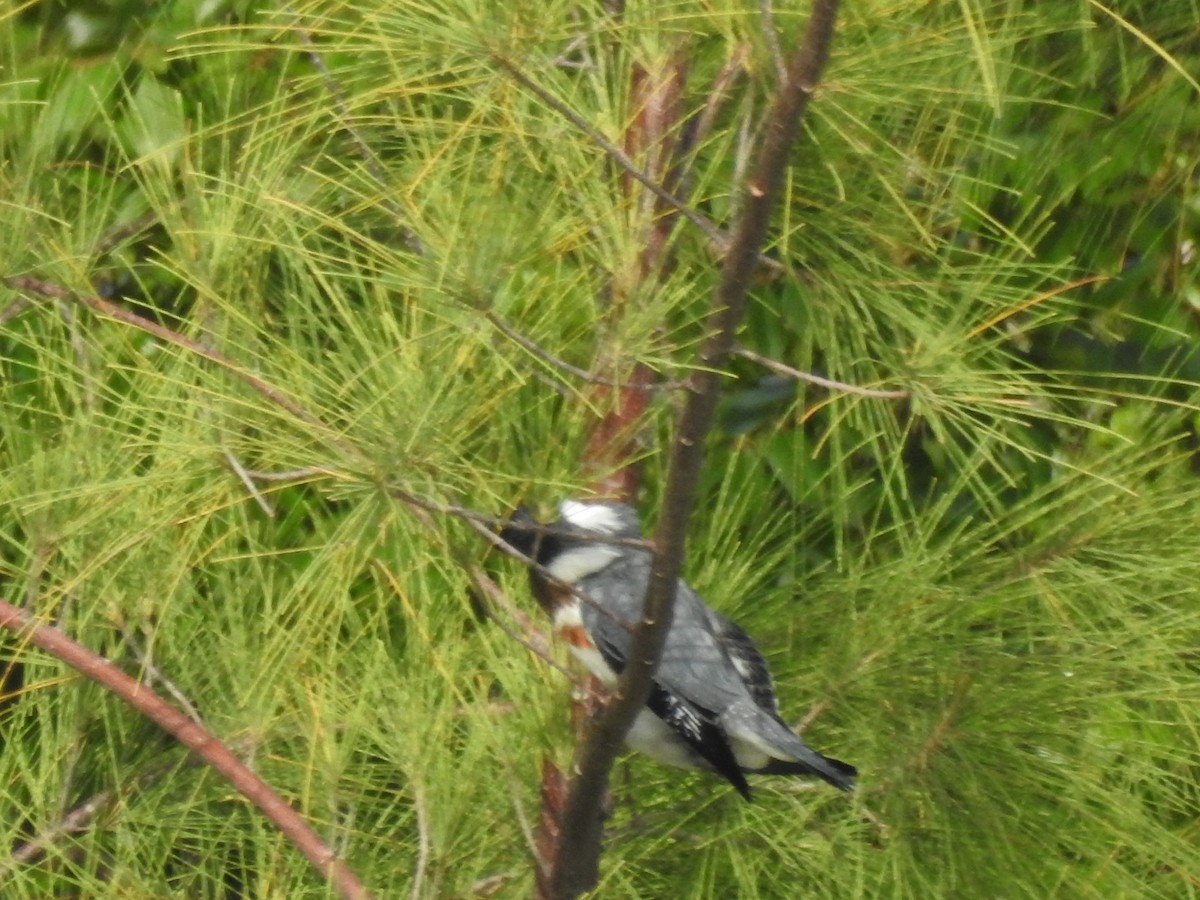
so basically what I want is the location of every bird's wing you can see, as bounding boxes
[578,553,751,714]
[584,612,752,798]
[710,612,779,714]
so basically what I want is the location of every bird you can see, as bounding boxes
[498,499,856,800]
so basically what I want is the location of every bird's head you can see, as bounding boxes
[496,505,541,558]
[555,500,641,540]
[498,499,643,584]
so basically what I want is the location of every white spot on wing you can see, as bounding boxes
[729,653,754,682]
[559,500,626,534]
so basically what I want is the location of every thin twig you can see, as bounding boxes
[466,566,582,684]
[119,624,206,726]
[795,700,829,733]
[506,767,538,862]
[912,675,970,772]
[23,542,52,611]
[284,5,423,255]
[552,33,593,70]
[4,276,343,446]
[0,296,33,326]
[221,446,277,516]
[734,347,908,399]
[91,212,159,259]
[60,302,97,415]
[691,45,749,152]
[730,101,755,222]
[5,789,114,873]
[860,804,891,839]
[484,311,676,391]
[493,55,728,251]
[238,466,330,483]
[758,1,788,85]
[0,599,374,900]
[409,783,430,900]
[497,50,784,277]
[3,735,260,878]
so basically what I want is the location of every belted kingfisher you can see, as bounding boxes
[499,499,856,799]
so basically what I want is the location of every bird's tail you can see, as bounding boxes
[734,705,858,791]
[757,752,857,792]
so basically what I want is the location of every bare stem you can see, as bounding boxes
[485,311,675,391]
[758,1,788,85]
[221,446,277,516]
[0,599,374,900]
[546,2,842,896]
[734,347,908,399]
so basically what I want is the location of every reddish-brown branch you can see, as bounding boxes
[545,3,842,896]
[91,212,159,258]
[579,366,656,501]
[626,52,689,281]
[692,45,750,156]
[534,52,695,893]
[0,599,373,900]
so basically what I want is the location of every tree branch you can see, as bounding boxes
[2,735,259,878]
[3,276,339,445]
[758,1,788,85]
[734,347,908,399]
[0,599,373,900]
[546,2,842,896]
[484,310,676,391]
[283,5,424,255]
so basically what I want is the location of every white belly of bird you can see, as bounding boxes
[552,603,618,684]
[626,709,773,771]
[626,709,705,769]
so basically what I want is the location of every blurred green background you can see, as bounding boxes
[2,1,1198,897]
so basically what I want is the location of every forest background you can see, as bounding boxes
[1,1,1199,897]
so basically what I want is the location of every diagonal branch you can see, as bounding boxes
[734,346,909,399]
[494,54,727,251]
[3,276,338,444]
[546,2,843,896]
[484,310,677,391]
[283,5,424,255]
[0,599,372,900]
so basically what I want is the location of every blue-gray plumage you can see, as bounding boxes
[500,499,856,799]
